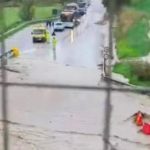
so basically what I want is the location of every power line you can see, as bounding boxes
[0,1,150,150]
[0,81,150,93]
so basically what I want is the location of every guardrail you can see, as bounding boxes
[104,75,150,96]
[0,16,60,65]
[0,50,12,65]
[0,16,60,40]
[0,50,12,59]
[0,48,20,60]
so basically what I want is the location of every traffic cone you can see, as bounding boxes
[142,123,150,135]
[135,112,143,126]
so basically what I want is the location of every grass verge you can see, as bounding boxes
[114,1,150,87]
[1,5,62,33]
[116,0,150,59]
[0,16,59,41]
[113,62,150,87]
[117,19,150,59]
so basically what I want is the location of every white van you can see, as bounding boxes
[65,2,79,11]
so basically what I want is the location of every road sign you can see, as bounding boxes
[52,31,56,36]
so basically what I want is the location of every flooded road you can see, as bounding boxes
[0,0,150,150]
[5,0,107,69]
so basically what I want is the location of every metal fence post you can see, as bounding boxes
[0,3,9,150]
[103,0,115,150]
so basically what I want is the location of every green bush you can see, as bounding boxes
[130,0,142,5]
[133,0,150,13]
[34,6,53,19]
[127,20,150,56]
[131,61,150,80]
[19,0,35,21]
[0,10,6,33]
[4,7,20,27]
[113,62,150,86]
[117,39,137,58]
[113,63,133,77]
[117,19,150,59]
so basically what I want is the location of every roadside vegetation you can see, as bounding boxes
[2,5,62,29]
[113,62,150,86]
[0,0,63,33]
[116,7,150,59]
[103,0,150,86]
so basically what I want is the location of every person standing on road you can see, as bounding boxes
[52,33,57,60]
[51,21,54,32]
[46,20,49,28]
[51,21,54,27]
[48,20,51,27]
[52,36,57,48]
[46,30,51,43]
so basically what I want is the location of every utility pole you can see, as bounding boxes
[102,0,115,77]
[103,0,116,150]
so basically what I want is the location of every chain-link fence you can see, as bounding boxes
[1,0,150,150]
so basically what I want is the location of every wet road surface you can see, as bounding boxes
[5,0,108,69]
[1,0,150,150]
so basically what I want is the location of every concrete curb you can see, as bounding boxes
[104,76,130,86]
[104,76,150,96]
[0,16,59,40]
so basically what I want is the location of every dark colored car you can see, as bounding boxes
[78,2,87,15]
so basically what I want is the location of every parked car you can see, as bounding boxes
[64,3,81,17]
[78,3,87,15]
[53,21,65,31]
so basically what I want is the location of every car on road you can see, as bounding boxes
[53,21,65,31]
[64,3,79,12]
[76,0,91,7]
[32,24,49,43]
[60,10,75,29]
[64,2,81,17]
[78,2,87,15]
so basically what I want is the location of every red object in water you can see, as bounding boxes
[135,112,143,126]
[142,123,150,135]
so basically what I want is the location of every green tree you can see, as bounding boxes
[0,3,6,34]
[19,0,35,21]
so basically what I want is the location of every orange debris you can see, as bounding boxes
[135,111,143,126]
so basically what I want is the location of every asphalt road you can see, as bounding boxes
[0,0,150,150]
[1,60,150,150]
[5,0,108,69]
